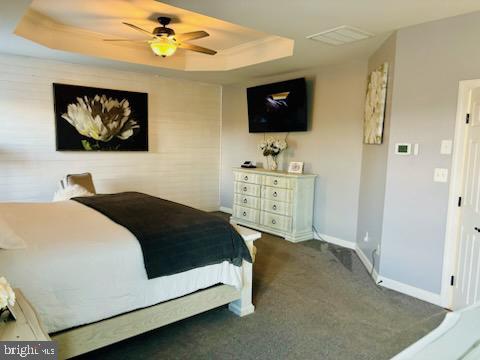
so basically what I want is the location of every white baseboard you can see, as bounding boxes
[376,275,442,306]
[314,233,356,250]
[355,246,379,282]
[227,213,442,306]
[219,206,233,214]
[354,246,441,305]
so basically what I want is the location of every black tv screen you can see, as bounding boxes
[247,78,307,133]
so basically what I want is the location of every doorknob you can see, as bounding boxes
[475,227,480,233]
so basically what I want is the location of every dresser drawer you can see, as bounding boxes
[235,194,260,209]
[235,182,261,197]
[261,212,292,232]
[261,186,293,202]
[234,172,262,185]
[264,176,291,189]
[261,199,292,216]
[234,205,260,223]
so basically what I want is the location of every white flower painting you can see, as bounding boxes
[364,63,388,145]
[54,84,148,151]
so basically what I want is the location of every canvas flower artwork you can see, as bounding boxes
[54,84,148,151]
[364,62,389,145]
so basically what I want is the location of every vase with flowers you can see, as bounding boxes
[0,277,15,325]
[259,137,288,170]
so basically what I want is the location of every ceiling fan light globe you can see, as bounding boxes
[149,37,178,57]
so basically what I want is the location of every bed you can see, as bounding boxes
[0,194,259,358]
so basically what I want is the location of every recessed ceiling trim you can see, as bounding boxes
[307,25,374,46]
[16,1,295,72]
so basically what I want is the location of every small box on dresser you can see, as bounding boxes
[230,168,316,242]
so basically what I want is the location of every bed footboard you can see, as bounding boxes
[53,225,260,359]
[229,225,260,317]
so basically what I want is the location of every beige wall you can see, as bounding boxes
[356,33,397,271]
[220,61,367,244]
[0,53,222,210]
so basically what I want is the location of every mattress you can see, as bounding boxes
[0,201,243,333]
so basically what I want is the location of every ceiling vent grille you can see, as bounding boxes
[307,25,374,45]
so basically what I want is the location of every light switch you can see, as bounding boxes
[413,144,419,155]
[440,140,453,155]
[434,168,449,183]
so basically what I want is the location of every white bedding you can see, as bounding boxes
[0,201,243,333]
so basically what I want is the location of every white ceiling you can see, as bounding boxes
[2,0,480,83]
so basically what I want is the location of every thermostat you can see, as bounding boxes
[395,143,411,155]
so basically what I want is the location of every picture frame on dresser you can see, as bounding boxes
[230,168,316,243]
[288,161,304,174]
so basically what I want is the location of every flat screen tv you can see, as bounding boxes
[247,78,307,133]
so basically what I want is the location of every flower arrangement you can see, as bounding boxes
[259,137,288,170]
[0,277,15,323]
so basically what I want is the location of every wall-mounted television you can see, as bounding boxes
[247,78,307,133]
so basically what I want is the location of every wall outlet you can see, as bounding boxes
[363,232,369,242]
[440,140,453,155]
[434,168,449,183]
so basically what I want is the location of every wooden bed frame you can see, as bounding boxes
[51,226,260,359]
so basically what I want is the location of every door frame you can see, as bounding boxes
[441,79,480,309]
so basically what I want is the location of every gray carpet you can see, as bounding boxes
[77,215,446,360]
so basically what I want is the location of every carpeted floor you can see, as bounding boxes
[77,215,446,360]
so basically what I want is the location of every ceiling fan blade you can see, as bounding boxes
[122,22,154,37]
[178,43,217,55]
[176,31,209,42]
[103,39,150,43]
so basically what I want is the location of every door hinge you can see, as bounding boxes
[458,197,462,207]
[450,275,455,286]
[466,113,470,124]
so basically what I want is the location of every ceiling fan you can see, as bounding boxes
[104,16,217,57]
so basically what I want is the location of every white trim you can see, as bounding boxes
[441,79,480,309]
[219,206,233,214]
[313,233,356,250]
[278,226,443,306]
[377,276,443,306]
[355,245,442,305]
[355,246,379,282]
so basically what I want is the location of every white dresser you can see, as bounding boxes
[230,168,316,242]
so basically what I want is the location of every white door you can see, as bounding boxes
[453,87,480,309]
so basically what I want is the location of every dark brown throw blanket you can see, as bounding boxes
[73,192,252,279]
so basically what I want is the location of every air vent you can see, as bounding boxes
[307,25,374,46]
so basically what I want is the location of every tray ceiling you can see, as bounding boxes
[15,0,294,71]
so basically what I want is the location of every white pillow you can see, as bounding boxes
[0,216,26,249]
[53,184,94,202]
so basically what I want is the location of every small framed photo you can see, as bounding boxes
[288,161,304,174]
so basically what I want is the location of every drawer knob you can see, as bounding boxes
[243,187,247,192]
[273,179,278,185]
[244,176,248,181]
[243,211,247,217]
[243,198,247,203]
[272,219,276,225]
[273,191,278,197]
[272,205,277,210]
